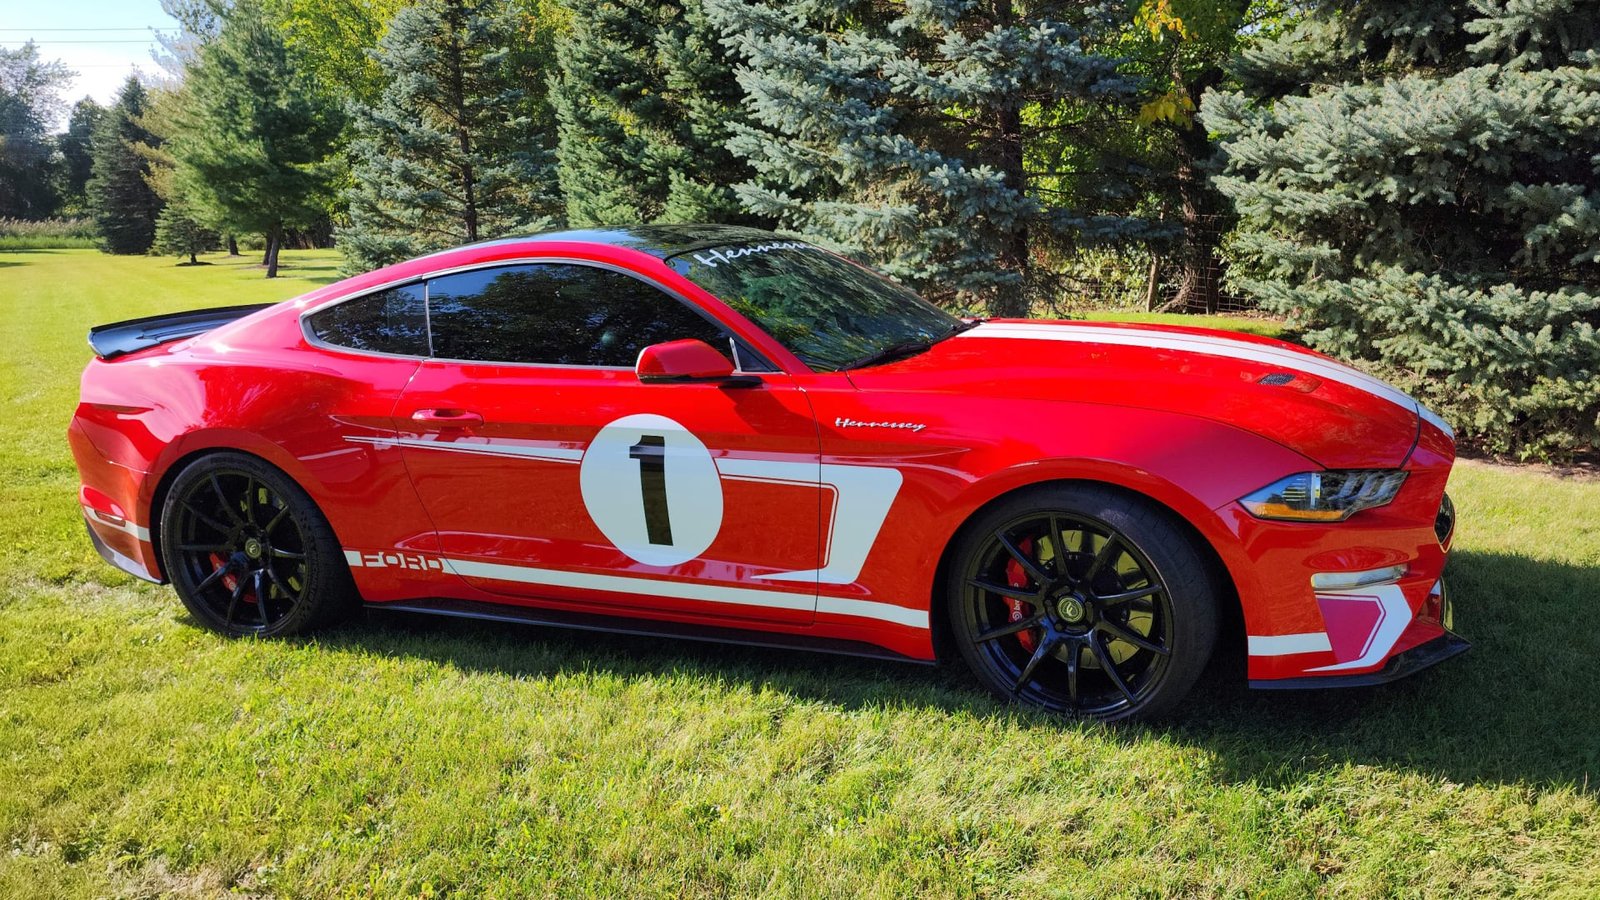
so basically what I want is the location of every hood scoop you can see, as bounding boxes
[1258,372,1323,393]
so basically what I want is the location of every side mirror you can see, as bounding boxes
[636,339,757,386]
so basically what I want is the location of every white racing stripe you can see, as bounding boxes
[963,323,1453,438]
[1247,632,1333,656]
[356,554,929,629]
[346,435,584,463]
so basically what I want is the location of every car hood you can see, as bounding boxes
[845,320,1446,469]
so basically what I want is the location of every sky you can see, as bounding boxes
[1,0,183,129]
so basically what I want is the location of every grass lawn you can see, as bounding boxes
[2,249,1597,897]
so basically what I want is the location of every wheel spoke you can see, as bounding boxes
[225,577,246,624]
[255,571,270,626]
[242,477,258,526]
[181,502,232,537]
[1089,632,1137,703]
[1098,618,1169,657]
[179,543,232,554]
[996,530,1050,586]
[210,474,246,526]
[1065,637,1080,707]
[1082,535,1121,584]
[270,547,305,560]
[976,612,1045,643]
[265,564,298,605]
[1048,515,1069,577]
[969,578,1037,601]
[264,505,290,534]
[194,559,232,593]
[1012,634,1057,694]
[1097,583,1161,606]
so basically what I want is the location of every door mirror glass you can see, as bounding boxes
[636,339,741,383]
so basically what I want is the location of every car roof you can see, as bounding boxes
[428,224,784,262]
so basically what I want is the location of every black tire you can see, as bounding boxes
[945,483,1219,722]
[158,451,356,637]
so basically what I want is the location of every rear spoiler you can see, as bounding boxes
[87,303,275,359]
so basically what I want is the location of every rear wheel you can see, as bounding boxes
[158,452,354,637]
[946,484,1218,721]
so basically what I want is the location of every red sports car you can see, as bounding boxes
[70,226,1465,720]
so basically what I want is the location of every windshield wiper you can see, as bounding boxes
[843,319,984,370]
[843,338,936,370]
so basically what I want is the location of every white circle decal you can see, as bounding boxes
[579,413,723,567]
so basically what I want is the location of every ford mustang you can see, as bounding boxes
[70,225,1466,720]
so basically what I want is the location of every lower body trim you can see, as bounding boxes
[365,597,931,665]
[1248,631,1470,690]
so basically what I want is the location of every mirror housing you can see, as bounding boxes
[636,339,757,386]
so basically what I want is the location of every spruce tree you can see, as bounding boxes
[171,0,343,277]
[705,0,1159,316]
[551,0,759,227]
[339,0,562,274]
[1202,0,1600,457]
[87,78,164,254]
[153,198,218,264]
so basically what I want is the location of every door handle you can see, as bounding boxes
[411,408,484,426]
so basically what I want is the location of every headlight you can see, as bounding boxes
[1239,470,1408,522]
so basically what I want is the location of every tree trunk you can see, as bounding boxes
[445,3,478,243]
[989,19,1030,320]
[227,235,239,256]
[1170,67,1228,314]
[188,250,197,265]
[264,223,282,278]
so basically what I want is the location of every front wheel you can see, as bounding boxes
[158,452,355,637]
[946,484,1219,722]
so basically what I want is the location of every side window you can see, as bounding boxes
[307,284,427,355]
[426,263,731,367]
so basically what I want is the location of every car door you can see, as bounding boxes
[394,260,824,625]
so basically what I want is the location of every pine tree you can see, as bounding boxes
[550,0,759,227]
[171,0,343,277]
[705,0,1160,317]
[1202,0,1600,457]
[153,197,217,264]
[87,78,164,254]
[339,0,562,274]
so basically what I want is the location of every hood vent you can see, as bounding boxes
[1257,371,1323,393]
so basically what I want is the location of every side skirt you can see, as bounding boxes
[364,597,933,665]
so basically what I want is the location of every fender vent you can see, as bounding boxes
[1258,372,1295,385]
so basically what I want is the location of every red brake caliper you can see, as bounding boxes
[209,552,247,600]
[1005,537,1039,652]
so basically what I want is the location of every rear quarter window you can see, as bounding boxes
[307,285,428,355]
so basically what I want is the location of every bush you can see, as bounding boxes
[0,217,97,249]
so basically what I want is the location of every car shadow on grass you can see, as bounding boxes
[307,547,1596,793]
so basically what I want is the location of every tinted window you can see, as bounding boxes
[667,241,960,371]
[427,264,730,366]
[308,285,428,355]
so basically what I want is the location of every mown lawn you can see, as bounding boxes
[1,249,1596,897]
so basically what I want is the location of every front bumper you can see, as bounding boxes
[1249,630,1470,689]
[1248,576,1467,688]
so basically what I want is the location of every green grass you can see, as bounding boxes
[2,249,1597,897]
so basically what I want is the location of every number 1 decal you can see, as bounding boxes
[628,435,674,545]
[579,414,723,567]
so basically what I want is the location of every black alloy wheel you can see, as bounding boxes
[948,484,1218,721]
[159,452,354,637]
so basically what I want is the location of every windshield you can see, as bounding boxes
[667,240,961,371]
